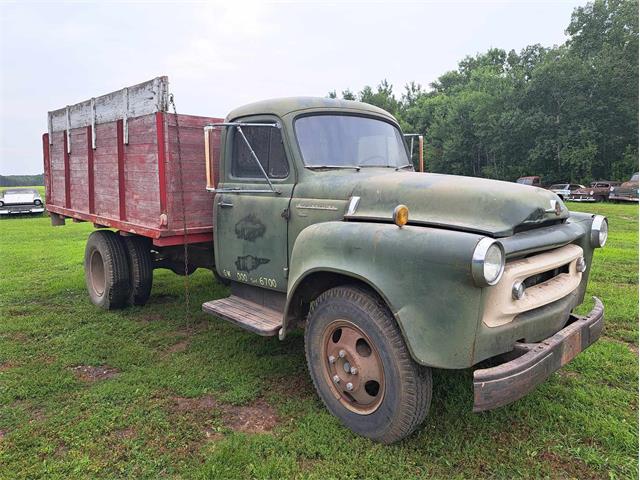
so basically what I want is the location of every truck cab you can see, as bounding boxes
[202,97,607,442]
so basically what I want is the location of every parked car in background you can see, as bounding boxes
[0,188,45,215]
[567,181,621,202]
[547,183,585,200]
[516,175,541,186]
[609,173,639,202]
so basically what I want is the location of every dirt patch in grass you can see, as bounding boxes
[162,338,190,356]
[221,398,279,433]
[5,332,29,343]
[54,442,69,457]
[71,365,120,382]
[112,427,137,440]
[557,369,580,379]
[0,361,16,372]
[539,450,598,479]
[268,373,315,399]
[29,408,47,423]
[175,320,210,336]
[170,394,279,434]
[138,312,165,324]
[3,307,30,318]
[0,430,6,440]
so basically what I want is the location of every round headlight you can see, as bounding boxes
[590,215,608,248]
[589,190,594,195]
[34,199,42,206]
[472,238,505,286]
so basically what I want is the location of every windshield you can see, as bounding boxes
[631,173,639,182]
[295,115,410,168]
[549,184,569,189]
[517,178,534,185]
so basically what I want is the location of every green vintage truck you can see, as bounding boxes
[45,81,607,443]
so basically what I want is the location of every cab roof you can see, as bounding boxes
[226,96,396,122]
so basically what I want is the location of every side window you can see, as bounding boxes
[231,126,289,179]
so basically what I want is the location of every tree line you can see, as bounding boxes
[329,0,638,184]
[0,174,44,187]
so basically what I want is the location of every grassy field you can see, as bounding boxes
[0,190,637,479]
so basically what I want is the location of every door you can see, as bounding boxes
[214,120,293,292]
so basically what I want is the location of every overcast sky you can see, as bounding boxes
[0,0,583,175]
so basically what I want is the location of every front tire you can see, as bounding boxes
[84,230,130,309]
[304,285,432,444]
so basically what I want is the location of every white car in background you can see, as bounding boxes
[547,183,585,200]
[0,188,45,215]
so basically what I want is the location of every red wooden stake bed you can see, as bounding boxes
[42,76,222,247]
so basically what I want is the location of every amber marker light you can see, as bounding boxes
[393,205,409,227]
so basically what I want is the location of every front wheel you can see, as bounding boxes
[304,285,432,444]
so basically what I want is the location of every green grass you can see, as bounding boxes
[0,195,637,479]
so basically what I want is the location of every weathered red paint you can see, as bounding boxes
[46,204,213,242]
[152,232,214,247]
[155,111,168,214]
[87,126,95,214]
[63,131,71,208]
[43,112,221,247]
[116,120,127,221]
[42,133,51,202]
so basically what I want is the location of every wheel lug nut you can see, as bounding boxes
[346,382,353,391]
[339,350,346,358]
[328,355,336,364]
[350,367,358,375]
[333,375,340,384]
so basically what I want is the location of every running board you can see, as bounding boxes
[202,296,283,336]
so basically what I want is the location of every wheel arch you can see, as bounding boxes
[282,268,397,337]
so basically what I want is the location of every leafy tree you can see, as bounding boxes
[328,0,638,183]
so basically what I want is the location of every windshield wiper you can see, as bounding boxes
[305,165,361,171]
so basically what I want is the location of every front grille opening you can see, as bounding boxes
[523,263,570,289]
[513,218,565,234]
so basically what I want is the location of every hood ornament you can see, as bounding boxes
[345,196,361,216]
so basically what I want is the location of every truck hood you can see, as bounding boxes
[298,170,569,237]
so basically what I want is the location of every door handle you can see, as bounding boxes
[218,200,234,208]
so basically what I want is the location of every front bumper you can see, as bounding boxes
[566,196,595,202]
[0,206,45,215]
[473,297,604,412]
[609,194,639,202]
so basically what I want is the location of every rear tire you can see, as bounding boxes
[305,285,432,444]
[122,235,153,306]
[84,230,130,309]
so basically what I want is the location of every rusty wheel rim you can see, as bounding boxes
[89,249,106,297]
[321,320,385,414]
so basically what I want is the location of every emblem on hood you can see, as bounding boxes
[545,199,562,216]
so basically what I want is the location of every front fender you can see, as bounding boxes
[286,221,485,368]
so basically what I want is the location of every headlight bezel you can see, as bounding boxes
[472,238,506,287]
[590,215,608,248]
